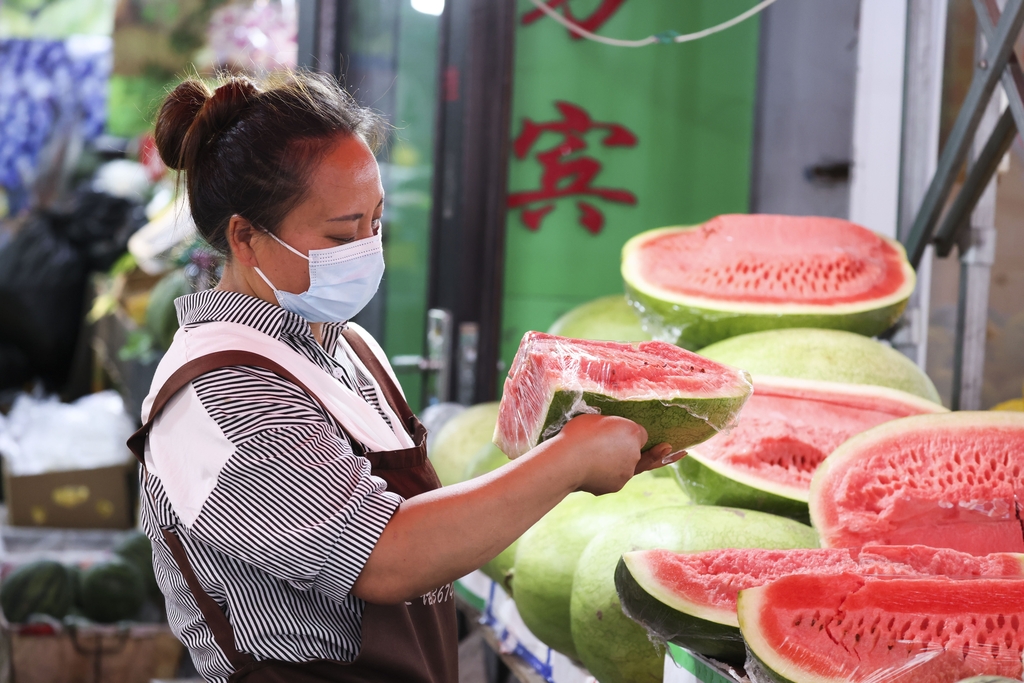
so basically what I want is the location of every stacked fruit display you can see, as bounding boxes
[434,214,1024,683]
[0,531,160,626]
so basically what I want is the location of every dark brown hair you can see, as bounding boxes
[154,70,387,254]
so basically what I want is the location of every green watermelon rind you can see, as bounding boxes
[697,328,942,404]
[539,387,751,454]
[673,452,811,524]
[512,474,692,661]
[547,295,652,342]
[615,554,747,666]
[621,226,916,351]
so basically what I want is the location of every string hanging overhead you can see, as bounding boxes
[525,0,780,47]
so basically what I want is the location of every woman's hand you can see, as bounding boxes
[552,414,675,495]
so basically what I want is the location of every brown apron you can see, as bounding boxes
[127,329,458,683]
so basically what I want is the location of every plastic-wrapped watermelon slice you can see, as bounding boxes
[493,332,752,458]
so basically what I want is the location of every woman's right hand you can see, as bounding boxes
[552,414,675,495]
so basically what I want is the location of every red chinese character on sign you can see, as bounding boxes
[508,101,638,235]
[521,0,626,39]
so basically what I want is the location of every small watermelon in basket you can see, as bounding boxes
[0,560,75,623]
[79,558,145,623]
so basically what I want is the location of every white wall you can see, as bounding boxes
[849,0,909,239]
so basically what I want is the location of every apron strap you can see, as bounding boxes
[160,527,255,670]
[341,328,426,446]
[130,350,354,671]
[126,350,362,464]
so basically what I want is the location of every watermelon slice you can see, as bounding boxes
[493,332,753,458]
[615,546,1024,666]
[622,215,916,349]
[739,573,1024,682]
[674,376,946,522]
[810,412,1024,555]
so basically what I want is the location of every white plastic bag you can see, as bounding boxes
[0,391,134,475]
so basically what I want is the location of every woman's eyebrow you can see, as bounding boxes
[326,196,384,222]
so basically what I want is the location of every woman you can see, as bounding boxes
[129,71,676,683]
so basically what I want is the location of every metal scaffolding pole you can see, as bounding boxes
[893,0,948,370]
[900,0,1023,409]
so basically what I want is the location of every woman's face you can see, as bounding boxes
[251,134,384,296]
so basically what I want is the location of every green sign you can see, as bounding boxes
[501,0,762,375]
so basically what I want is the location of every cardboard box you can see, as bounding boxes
[4,622,182,683]
[4,464,135,529]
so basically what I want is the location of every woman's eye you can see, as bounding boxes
[372,218,382,235]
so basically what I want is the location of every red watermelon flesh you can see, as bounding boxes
[633,214,909,306]
[493,332,752,458]
[620,545,1024,630]
[692,377,945,494]
[810,412,1024,555]
[739,573,1024,683]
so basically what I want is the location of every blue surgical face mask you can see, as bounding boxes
[254,231,385,323]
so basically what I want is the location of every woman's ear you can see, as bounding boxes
[226,215,261,268]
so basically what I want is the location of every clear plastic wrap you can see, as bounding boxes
[808,412,1024,555]
[672,375,947,522]
[738,573,1024,683]
[493,331,752,458]
[615,545,1024,676]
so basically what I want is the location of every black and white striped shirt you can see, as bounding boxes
[139,290,403,682]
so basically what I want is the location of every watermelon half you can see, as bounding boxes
[739,573,1024,682]
[493,332,752,458]
[615,546,1024,666]
[674,375,946,522]
[810,412,1024,555]
[622,215,916,349]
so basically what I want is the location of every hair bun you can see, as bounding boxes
[154,77,258,172]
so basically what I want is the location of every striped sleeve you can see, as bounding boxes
[156,364,402,604]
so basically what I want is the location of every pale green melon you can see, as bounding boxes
[464,443,516,592]
[427,402,500,486]
[570,505,818,683]
[698,328,941,403]
[512,471,690,660]
[547,295,651,342]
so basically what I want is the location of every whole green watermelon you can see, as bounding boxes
[80,558,145,623]
[115,531,161,602]
[1,561,75,623]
